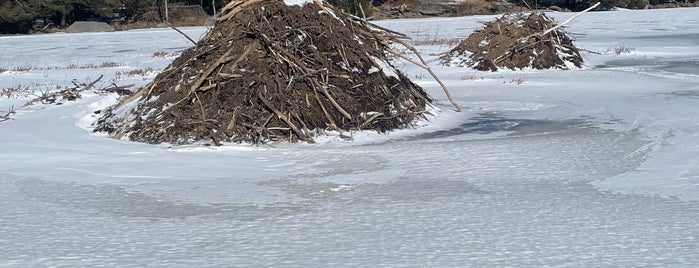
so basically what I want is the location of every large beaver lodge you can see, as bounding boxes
[440,12,583,71]
[94,0,434,145]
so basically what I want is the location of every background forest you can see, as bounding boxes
[1,0,696,34]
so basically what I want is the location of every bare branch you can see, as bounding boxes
[0,105,16,122]
[164,22,197,45]
[541,2,600,36]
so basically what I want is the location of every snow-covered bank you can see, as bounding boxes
[2,7,699,267]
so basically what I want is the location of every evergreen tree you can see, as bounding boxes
[0,0,35,34]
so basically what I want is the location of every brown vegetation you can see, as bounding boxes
[440,12,583,71]
[607,45,635,55]
[66,61,121,69]
[94,0,436,145]
[372,0,523,19]
[115,68,156,77]
[411,37,461,47]
[152,51,181,58]
[5,61,123,73]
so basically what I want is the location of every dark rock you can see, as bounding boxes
[416,0,456,15]
[65,21,115,33]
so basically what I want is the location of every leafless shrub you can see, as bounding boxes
[24,75,104,106]
[0,105,15,122]
[0,67,6,73]
[23,75,133,107]
[1,85,36,98]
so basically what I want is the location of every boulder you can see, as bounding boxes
[65,21,115,33]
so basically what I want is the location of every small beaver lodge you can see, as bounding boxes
[440,12,583,71]
[94,0,436,145]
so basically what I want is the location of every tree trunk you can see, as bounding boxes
[60,12,67,27]
[156,0,164,21]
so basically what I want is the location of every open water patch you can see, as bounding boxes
[658,59,699,75]
[596,57,699,76]
[6,177,221,218]
[665,89,699,99]
[112,49,138,53]
[409,113,593,141]
[629,33,699,45]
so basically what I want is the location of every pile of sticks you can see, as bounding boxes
[96,0,456,145]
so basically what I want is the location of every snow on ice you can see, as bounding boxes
[1,7,699,267]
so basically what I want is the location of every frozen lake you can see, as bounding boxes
[2,7,699,267]
[3,119,698,267]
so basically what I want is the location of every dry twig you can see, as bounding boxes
[0,105,15,122]
[164,22,197,45]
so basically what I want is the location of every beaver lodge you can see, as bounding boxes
[440,12,583,71]
[94,0,444,145]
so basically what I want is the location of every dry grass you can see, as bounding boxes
[411,37,461,47]
[8,61,123,72]
[169,16,208,27]
[113,15,208,30]
[100,61,121,68]
[511,77,524,85]
[152,51,180,58]
[112,67,157,83]
[408,27,461,47]
[461,74,484,81]
[112,20,157,31]
[385,0,418,9]
[455,0,491,16]
[607,46,635,55]
[115,67,156,77]
[67,61,121,69]
[382,0,492,16]
[152,51,169,57]
[12,66,33,72]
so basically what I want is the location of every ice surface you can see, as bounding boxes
[2,7,699,267]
